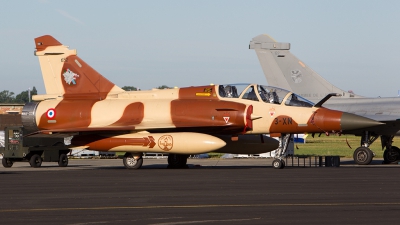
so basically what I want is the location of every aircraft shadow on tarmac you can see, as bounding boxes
[96,164,269,170]
[0,172,20,175]
[3,159,398,170]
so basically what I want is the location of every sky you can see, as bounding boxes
[1,0,400,97]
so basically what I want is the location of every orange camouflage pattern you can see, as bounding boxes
[25,35,381,156]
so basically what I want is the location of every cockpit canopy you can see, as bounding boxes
[218,84,314,107]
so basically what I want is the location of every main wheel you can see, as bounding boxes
[2,158,13,168]
[167,154,188,168]
[272,159,284,169]
[29,154,43,168]
[383,146,400,164]
[353,147,373,165]
[58,154,68,167]
[123,153,143,169]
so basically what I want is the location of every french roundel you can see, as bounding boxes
[46,108,56,119]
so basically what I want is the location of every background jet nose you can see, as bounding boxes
[340,112,383,130]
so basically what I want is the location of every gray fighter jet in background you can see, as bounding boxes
[249,34,400,165]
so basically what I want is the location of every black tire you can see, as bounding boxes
[123,153,143,169]
[167,154,188,168]
[383,146,400,164]
[2,158,13,168]
[272,159,284,169]
[29,154,43,168]
[353,147,373,165]
[58,154,68,167]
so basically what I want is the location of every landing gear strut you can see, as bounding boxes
[272,134,291,169]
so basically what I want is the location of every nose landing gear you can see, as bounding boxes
[272,133,291,169]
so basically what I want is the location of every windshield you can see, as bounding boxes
[284,93,314,107]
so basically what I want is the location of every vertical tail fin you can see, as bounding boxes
[249,34,362,102]
[34,35,123,99]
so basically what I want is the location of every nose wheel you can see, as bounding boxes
[272,159,285,169]
[353,147,374,165]
[353,131,377,165]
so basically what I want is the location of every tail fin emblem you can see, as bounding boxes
[291,70,302,83]
[63,69,80,85]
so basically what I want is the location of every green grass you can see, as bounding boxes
[293,134,392,158]
[208,153,225,158]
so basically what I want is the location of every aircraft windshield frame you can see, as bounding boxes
[218,84,314,108]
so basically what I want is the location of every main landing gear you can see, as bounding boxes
[122,153,190,169]
[272,158,285,169]
[353,132,400,165]
[272,133,291,169]
[123,153,143,169]
[167,154,189,168]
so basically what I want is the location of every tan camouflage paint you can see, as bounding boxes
[30,35,375,155]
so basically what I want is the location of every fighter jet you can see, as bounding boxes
[18,35,381,169]
[250,34,400,165]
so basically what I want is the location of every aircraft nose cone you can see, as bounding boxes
[340,112,383,130]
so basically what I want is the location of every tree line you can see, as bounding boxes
[0,87,38,104]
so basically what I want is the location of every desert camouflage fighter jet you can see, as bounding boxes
[250,34,400,165]
[19,35,381,169]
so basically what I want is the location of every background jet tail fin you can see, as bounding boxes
[249,34,363,102]
[34,35,123,99]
